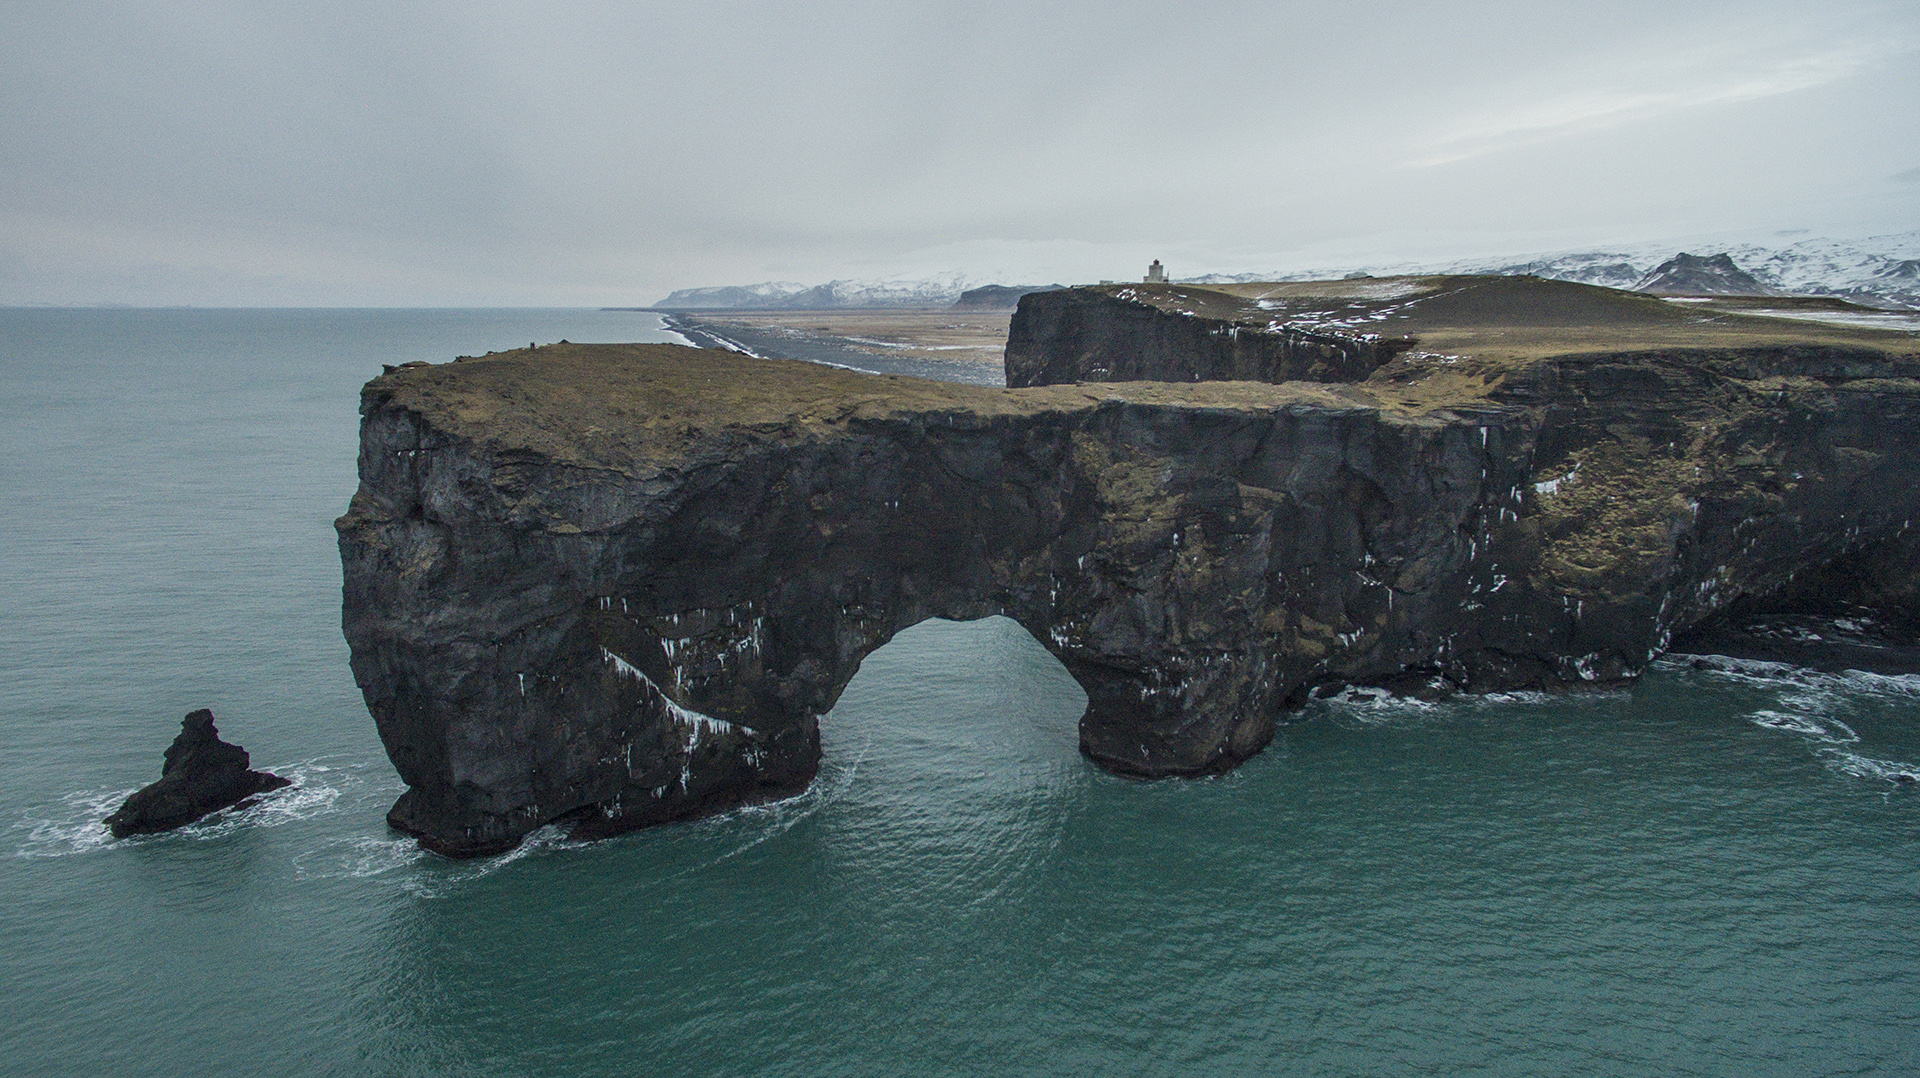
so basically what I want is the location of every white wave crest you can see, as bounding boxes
[9,786,139,858]
[1827,752,1920,785]
[1678,658,1919,789]
[1747,710,1860,744]
[1324,691,1447,726]
[400,824,588,898]
[1313,685,1605,729]
[1667,654,1920,700]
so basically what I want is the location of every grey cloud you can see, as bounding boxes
[2,0,1916,305]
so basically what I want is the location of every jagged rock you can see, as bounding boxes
[1634,252,1780,296]
[337,278,1920,856]
[105,710,291,838]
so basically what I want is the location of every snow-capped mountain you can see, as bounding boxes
[1443,233,1920,307]
[652,281,807,308]
[657,232,1920,311]
[1194,231,1920,309]
[656,271,992,309]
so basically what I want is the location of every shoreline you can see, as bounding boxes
[657,310,1008,386]
[656,313,767,357]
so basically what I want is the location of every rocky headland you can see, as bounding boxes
[339,276,1920,855]
[953,284,1066,310]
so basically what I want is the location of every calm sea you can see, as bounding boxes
[2,308,1917,1077]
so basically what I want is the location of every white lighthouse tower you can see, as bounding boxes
[1144,260,1168,283]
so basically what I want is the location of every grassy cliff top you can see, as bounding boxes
[368,343,1390,471]
[369,277,1920,471]
[1098,275,1920,365]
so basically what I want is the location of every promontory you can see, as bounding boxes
[338,276,1920,856]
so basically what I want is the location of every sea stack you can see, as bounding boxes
[105,709,291,838]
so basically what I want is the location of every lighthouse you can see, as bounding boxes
[1144,260,1167,283]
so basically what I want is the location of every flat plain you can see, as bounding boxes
[677,308,1012,368]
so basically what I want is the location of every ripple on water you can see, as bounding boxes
[289,834,424,881]
[394,825,590,898]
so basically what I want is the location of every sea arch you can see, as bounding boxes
[342,343,1920,857]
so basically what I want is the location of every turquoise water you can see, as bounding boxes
[3,310,1918,1076]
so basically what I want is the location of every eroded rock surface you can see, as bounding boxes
[1005,282,1411,387]
[339,278,1920,855]
[105,709,291,838]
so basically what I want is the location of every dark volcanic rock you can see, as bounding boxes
[1634,252,1779,296]
[1006,284,1410,387]
[105,710,291,838]
[337,279,1920,856]
[953,284,1065,309]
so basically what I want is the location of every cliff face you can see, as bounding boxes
[1476,345,1920,669]
[341,351,1463,854]
[340,280,1920,856]
[1005,284,1408,387]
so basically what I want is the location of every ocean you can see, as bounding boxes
[2,308,1917,1077]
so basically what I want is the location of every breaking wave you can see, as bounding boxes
[8,786,138,858]
[291,727,877,898]
[1665,654,1920,788]
[1312,685,1597,728]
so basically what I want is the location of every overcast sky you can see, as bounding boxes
[3,0,1917,305]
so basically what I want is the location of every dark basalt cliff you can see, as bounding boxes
[339,278,1920,856]
[1005,283,1412,387]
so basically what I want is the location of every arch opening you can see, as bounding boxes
[819,616,1088,815]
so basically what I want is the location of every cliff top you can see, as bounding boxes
[366,344,1392,472]
[1095,275,1920,365]
[369,276,1920,472]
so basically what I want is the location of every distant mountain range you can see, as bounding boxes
[655,231,1920,311]
[655,271,996,310]
[1225,231,1920,309]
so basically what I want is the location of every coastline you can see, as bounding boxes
[656,313,766,357]
[656,309,1008,386]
